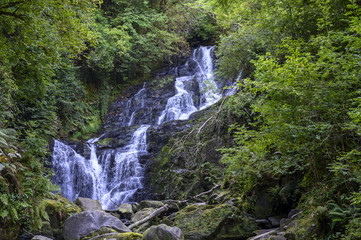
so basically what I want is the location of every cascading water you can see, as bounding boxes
[158,46,221,124]
[101,124,150,208]
[52,46,223,209]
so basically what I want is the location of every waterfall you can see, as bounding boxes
[158,46,221,124]
[52,46,221,209]
[100,125,150,208]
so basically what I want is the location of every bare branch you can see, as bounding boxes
[128,204,169,230]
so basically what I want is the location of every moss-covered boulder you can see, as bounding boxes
[40,193,82,238]
[131,208,155,223]
[89,232,143,240]
[143,224,184,240]
[75,197,103,211]
[63,210,130,240]
[284,207,328,240]
[174,204,256,240]
[31,235,53,240]
[118,203,134,219]
[136,200,164,212]
[284,217,319,240]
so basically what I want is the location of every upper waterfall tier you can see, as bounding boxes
[158,46,221,124]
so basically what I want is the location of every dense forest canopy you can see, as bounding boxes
[1,0,361,239]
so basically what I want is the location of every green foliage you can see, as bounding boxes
[213,0,361,238]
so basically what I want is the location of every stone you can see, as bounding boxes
[31,236,53,240]
[256,219,272,229]
[284,217,318,240]
[174,204,256,240]
[41,193,82,239]
[143,224,184,240]
[162,200,182,213]
[87,232,142,240]
[267,216,282,227]
[63,210,130,240]
[75,197,103,211]
[118,203,134,219]
[136,200,164,212]
[269,236,287,240]
[280,218,291,228]
[131,208,155,223]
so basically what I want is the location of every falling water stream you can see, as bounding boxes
[52,46,223,209]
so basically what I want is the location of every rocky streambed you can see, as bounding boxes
[30,190,309,240]
[31,193,258,240]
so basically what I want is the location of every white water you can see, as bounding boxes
[158,46,221,124]
[52,125,150,209]
[101,125,150,208]
[121,83,147,127]
[52,46,222,209]
[52,140,98,201]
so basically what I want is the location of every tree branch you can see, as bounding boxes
[180,184,222,203]
[128,204,169,230]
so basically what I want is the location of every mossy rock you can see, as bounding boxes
[143,224,184,240]
[131,208,155,223]
[174,204,256,240]
[42,193,82,229]
[118,203,134,219]
[35,193,82,238]
[136,200,164,212]
[284,217,318,240]
[97,138,112,146]
[83,231,142,240]
[75,197,103,211]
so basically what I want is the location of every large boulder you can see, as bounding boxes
[136,200,164,212]
[89,232,143,240]
[143,224,184,240]
[31,236,53,240]
[118,203,134,219]
[40,193,82,238]
[131,208,155,223]
[174,204,256,240]
[75,197,103,211]
[63,210,130,240]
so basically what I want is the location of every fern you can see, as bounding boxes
[0,194,9,205]
[0,209,9,218]
[328,201,353,230]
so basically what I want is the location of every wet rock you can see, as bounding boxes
[31,236,53,240]
[136,200,164,212]
[118,203,134,219]
[269,236,287,240]
[41,193,82,238]
[280,218,291,229]
[174,204,256,240]
[256,219,272,229]
[284,216,318,240]
[162,200,182,213]
[63,210,130,240]
[87,232,143,240]
[267,216,282,228]
[143,224,184,240]
[131,208,155,223]
[75,197,103,211]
